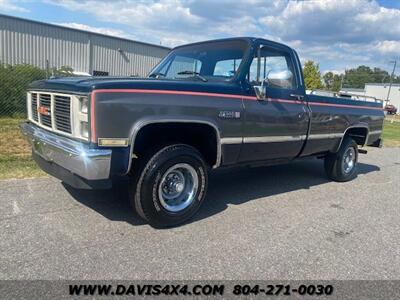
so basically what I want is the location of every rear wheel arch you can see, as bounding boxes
[126,119,222,173]
[334,124,369,152]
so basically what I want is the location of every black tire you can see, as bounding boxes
[130,144,208,228]
[324,137,358,182]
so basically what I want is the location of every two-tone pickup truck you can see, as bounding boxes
[22,37,384,227]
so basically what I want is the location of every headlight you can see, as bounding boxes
[75,96,89,140]
[80,121,89,138]
[79,97,89,114]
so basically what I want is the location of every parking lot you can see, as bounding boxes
[0,147,399,280]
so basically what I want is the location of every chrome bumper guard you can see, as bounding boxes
[21,122,112,180]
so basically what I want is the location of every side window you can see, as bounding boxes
[213,59,242,78]
[248,47,296,89]
[161,55,202,78]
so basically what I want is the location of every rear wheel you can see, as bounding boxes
[324,137,358,182]
[130,144,208,228]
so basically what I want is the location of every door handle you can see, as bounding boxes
[290,94,304,101]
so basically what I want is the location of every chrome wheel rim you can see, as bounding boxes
[158,163,199,212]
[342,147,356,174]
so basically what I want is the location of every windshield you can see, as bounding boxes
[149,40,249,82]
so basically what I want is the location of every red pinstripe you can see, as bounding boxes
[308,101,382,110]
[90,88,382,142]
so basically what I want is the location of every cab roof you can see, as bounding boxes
[172,37,294,52]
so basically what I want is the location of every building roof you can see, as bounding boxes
[0,13,171,50]
[340,88,365,92]
[366,83,400,87]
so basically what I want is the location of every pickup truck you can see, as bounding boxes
[21,37,384,227]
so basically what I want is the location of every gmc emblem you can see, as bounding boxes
[38,106,50,116]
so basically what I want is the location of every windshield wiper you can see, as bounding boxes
[177,70,208,82]
[149,72,166,78]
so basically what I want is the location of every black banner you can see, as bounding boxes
[1,280,399,299]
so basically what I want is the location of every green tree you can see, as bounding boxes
[323,71,343,92]
[303,60,323,90]
[323,71,334,90]
[341,65,397,88]
[343,66,373,88]
[331,74,342,92]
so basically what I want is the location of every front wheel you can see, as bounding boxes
[324,137,358,182]
[131,144,208,228]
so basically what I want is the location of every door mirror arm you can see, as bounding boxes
[254,79,267,101]
[254,70,271,101]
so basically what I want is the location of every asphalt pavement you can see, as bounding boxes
[0,147,399,280]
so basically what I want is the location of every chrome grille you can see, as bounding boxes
[28,91,88,141]
[31,93,38,122]
[29,92,72,135]
[54,95,72,133]
[39,94,52,127]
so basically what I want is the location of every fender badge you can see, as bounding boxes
[219,111,241,119]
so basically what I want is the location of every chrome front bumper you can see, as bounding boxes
[21,122,112,180]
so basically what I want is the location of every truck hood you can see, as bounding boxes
[28,76,241,95]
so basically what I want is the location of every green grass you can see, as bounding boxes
[383,119,400,147]
[0,118,45,180]
[0,117,399,180]
[0,156,44,180]
[385,114,400,121]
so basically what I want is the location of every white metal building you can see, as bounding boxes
[0,14,170,76]
[364,83,400,109]
[341,83,400,109]
[339,88,365,96]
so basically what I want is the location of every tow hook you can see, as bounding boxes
[358,148,368,154]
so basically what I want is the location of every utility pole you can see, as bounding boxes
[386,60,397,104]
[340,70,345,90]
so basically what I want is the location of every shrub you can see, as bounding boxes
[0,63,47,117]
[0,63,77,117]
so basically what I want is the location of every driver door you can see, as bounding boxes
[238,44,309,162]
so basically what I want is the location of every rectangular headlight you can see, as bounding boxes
[80,121,89,138]
[79,97,89,114]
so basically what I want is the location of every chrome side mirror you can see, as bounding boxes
[267,70,293,89]
[253,70,293,100]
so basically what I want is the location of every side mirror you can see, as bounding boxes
[267,70,293,89]
[253,70,293,100]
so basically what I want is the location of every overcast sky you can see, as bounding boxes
[1,0,399,75]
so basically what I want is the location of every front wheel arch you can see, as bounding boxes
[126,119,222,174]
